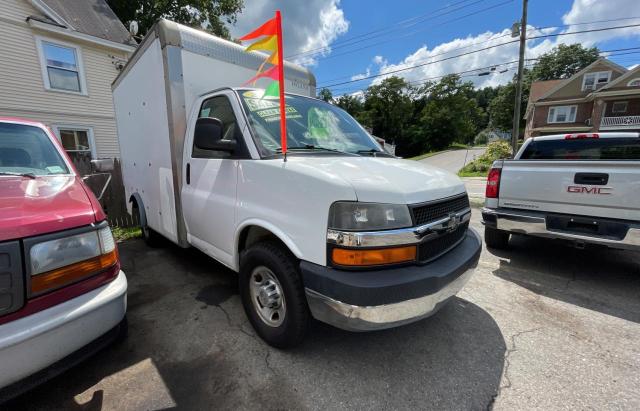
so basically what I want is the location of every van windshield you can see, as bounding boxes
[237,89,383,156]
[0,123,70,176]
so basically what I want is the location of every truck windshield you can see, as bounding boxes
[521,138,640,160]
[237,89,382,156]
[0,123,70,176]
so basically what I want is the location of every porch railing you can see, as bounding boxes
[600,115,640,129]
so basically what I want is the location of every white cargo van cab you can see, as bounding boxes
[113,20,481,347]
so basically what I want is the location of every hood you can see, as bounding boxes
[279,156,466,204]
[0,175,98,241]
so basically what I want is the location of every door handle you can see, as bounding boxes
[574,172,608,185]
[186,163,190,185]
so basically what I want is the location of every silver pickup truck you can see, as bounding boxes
[482,132,640,251]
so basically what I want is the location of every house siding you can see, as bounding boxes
[603,98,640,116]
[533,102,594,128]
[0,0,130,158]
[549,61,625,99]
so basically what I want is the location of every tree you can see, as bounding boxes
[318,88,333,102]
[359,77,415,155]
[415,75,484,150]
[529,44,599,81]
[107,0,244,39]
[334,94,364,117]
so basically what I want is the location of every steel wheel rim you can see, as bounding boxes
[249,266,286,327]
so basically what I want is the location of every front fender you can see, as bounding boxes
[234,218,304,270]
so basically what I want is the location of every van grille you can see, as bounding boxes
[417,222,469,263]
[0,241,25,317]
[411,194,470,226]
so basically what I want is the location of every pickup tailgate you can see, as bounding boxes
[499,136,640,221]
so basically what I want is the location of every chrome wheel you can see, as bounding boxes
[249,266,286,327]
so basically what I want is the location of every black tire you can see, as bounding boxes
[239,241,309,348]
[134,205,163,247]
[485,226,510,249]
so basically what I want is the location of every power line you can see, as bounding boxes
[286,0,484,59]
[327,48,640,95]
[319,23,640,88]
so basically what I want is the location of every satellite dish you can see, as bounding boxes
[129,21,139,36]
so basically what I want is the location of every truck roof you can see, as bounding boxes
[531,132,639,142]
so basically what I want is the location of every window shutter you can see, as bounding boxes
[548,108,556,123]
[569,106,577,122]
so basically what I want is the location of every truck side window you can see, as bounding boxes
[193,95,242,159]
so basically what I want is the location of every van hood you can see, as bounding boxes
[0,175,97,241]
[281,156,466,204]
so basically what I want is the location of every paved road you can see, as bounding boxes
[419,148,486,174]
[5,213,640,410]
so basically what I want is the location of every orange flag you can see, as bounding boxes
[240,11,288,157]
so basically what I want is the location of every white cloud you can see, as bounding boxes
[227,0,349,66]
[349,0,640,90]
[351,67,371,81]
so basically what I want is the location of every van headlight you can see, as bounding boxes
[29,225,118,296]
[328,202,412,231]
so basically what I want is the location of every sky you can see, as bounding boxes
[227,0,640,96]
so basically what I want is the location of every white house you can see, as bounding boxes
[0,0,136,162]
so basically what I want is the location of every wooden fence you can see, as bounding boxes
[72,156,139,228]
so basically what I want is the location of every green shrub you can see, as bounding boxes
[460,140,512,175]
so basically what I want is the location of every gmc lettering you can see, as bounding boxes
[567,186,612,195]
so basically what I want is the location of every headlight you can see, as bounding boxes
[29,225,118,295]
[328,202,412,231]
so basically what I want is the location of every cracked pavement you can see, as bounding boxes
[4,212,640,410]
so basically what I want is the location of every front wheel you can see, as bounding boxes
[239,241,309,348]
[134,205,163,247]
[484,226,510,249]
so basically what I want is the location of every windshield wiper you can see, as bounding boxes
[0,171,37,179]
[277,144,357,156]
[356,148,392,157]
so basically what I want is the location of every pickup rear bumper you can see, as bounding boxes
[482,207,640,250]
[300,228,481,332]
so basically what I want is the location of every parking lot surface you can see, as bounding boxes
[4,212,640,410]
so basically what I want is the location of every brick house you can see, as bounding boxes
[524,58,640,138]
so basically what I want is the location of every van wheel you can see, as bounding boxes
[239,241,309,348]
[134,205,163,247]
[485,226,510,249]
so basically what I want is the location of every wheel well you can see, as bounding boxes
[238,226,287,256]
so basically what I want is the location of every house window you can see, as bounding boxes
[36,37,86,94]
[612,102,628,113]
[548,106,578,123]
[582,71,611,91]
[628,78,640,87]
[53,126,96,160]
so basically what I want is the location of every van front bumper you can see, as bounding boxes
[0,271,127,392]
[482,207,640,250]
[300,229,481,332]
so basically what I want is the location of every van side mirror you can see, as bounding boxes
[194,117,236,152]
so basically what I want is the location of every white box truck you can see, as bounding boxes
[113,20,481,347]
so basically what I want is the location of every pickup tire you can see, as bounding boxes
[239,241,309,348]
[484,227,510,249]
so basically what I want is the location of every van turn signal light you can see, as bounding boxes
[332,246,417,267]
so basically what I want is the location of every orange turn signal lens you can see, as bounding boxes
[332,246,417,267]
[31,249,118,295]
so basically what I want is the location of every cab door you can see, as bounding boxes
[181,91,252,268]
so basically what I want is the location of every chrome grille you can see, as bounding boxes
[417,222,469,263]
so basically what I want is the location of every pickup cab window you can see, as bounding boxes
[521,138,640,160]
[0,123,69,176]
[238,89,381,156]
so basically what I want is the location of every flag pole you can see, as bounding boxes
[275,10,287,161]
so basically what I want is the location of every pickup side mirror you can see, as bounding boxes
[194,117,236,152]
[90,158,114,172]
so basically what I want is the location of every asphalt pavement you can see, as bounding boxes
[5,212,639,410]
[418,149,488,201]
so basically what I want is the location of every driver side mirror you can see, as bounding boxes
[194,117,236,152]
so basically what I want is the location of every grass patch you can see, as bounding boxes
[458,170,488,177]
[112,226,142,242]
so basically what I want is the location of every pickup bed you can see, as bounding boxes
[482,132,640,250]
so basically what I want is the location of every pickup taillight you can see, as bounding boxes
[486,167,501,198]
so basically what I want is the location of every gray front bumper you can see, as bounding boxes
[482,207,640,250]
[301,228,481,332]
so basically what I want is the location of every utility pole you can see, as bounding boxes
[511,0,528,157]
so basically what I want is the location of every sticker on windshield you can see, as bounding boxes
[200,108,211,117]
[308,107,335,140]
